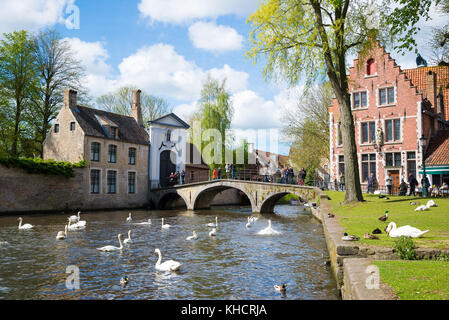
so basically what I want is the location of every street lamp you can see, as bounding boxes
[420,134,429,197]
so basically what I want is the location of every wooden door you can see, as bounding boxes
[390,170,400,194]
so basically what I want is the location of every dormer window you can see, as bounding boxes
[110,127,117,139]
[366,58,376,76]
[166,129,171,142]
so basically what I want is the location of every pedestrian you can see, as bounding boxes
[399,179,408,196]
[339,172,345,191]
[289,167,294,184]
[225,163,230,179]
[408,173,418,196]
[181,169,185,185]
[212,168,218,180]
[385,172,393,195]
[367,172,377,194]
[218,167,222,180]
[263,166,269,182]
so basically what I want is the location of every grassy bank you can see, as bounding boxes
[325,191,449,248]
[373,260,449,300]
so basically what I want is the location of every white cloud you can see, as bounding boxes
[138,0,262,24]
[173,102,198,122]
[64,37,111,75]
[207,64,249,93]
[0,0,73,35]
[188,21,243,52]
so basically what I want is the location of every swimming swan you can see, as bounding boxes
[154,248,182,272]
[385,222,429,238]
[209,228,217,237]
[257,220,281,235]
[67,219,85,231]
[97,234,124,252]
[124,230,132,244]
[207,216,218,228]
[68,211,80,223]
[18,218,33,230]
[186,231,198,240]
[126,213,132,222]
[246,217,251,228]
[136,219,152,225]
[161,218,171,229]
[56,225,68,240]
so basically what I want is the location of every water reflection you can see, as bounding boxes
[0,204,339,300]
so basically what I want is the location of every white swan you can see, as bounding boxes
[124,230,132,244]
[209,228,217,237]
[18,217,33,230]
[68,211,80,223]
[426,200,437,207]
[0,241,9,245]
[257,219,282,235]
[97,234,124,251]
[126,213,132,222]
[186,231,198,240]
[207,216,218,228]
[154,248,182,272]
[135,219,152,225]
[415,205,430,211]
[385,222,429,238]
[246,217,251,229]
[56,225,68,240]
[161,218,171,229]
[67,219,85,231]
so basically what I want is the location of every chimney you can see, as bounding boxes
[131,89,143,126]
[426,70,437,111]
[64,89,77,109]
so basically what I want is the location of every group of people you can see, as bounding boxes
[168,170,186,186]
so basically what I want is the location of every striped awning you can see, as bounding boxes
[419,166,449,175]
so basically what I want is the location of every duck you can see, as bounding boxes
[372,228,382,234]
[328,213,335,218]
[364,233,379,240]
[120,276,129,286]
[186,231,198,240]
[136,219,152,225]
[341,233,360,241]
[68,211,80,223]
[207,216,218,228]
[246,217,251,228]
[415,205,430,211]
[126,213,132,222]
[18,217,33,230]
[274,284,287,294]
[385,222,429,238]
[123,230,132,244]
[56,225,68,240]
[378,210,388,222]
[97,234,124,252]
[154,248,182,272]
[209,228,217,237]
[161,218,171,229]
[257,219,281,235]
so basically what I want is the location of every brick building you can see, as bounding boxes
[328,42,449,193]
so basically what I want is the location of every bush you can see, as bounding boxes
[393,236,417,260]
[0,157,87,178]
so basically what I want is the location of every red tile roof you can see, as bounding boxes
[404,66,449,121]
[425,130,449,166]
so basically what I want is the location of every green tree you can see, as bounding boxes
[96,86,172,126]
[0,30,39,157]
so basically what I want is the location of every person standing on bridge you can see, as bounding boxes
[181,169,185,185]
[218,167,222,180]
[225,163,230,179]
[212,168,218,180]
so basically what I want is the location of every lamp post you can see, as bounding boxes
[420,135,429,198]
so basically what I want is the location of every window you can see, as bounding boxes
[379,87,395,106]
[166,129,171,142]
[54,124,59,133]
[90,170,100,194]
[107,171,117,194]
[353,91,368,108]
[91,142,100,162]
[128,148,136,165]
[385,119,401,142]
[70,122,75,131]
[128,172,136,194]
[108,145,117,163]
[366,58,376,75]
[361,154,376,182]
[361,122,376,144]
[407,152,416,178]
[337,124,343,146]
[338,155,345,175]
[386,152,401,167]
[110,127,117,139]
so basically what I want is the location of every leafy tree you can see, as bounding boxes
[427,2,449,65]
[96,86,172,126]
[0,30,39,157]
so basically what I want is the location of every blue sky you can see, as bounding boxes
[0,0,446,155]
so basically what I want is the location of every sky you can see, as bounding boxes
[0,0,446,155]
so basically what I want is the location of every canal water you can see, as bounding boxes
[0,204,339,300]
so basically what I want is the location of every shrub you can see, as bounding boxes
[393,236,417,260]
[0,157,87,178]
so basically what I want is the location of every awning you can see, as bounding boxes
[419,166,449,175]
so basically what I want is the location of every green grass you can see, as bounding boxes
[373,260,449,300]
[325,191,449,249]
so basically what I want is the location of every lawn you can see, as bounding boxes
[373,260,449,300]
[325,191,449,249]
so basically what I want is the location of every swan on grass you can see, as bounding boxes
[207,216,218,228]
[415,205,430,211]
[124,230,132,244]
[154,248,182,272]
[18,217,33,230]
[68,211,80,223]
[126,213,132,222]
[385,222,429,238]
[186,231,198,240]
[257,219,281,235]
[97,234,124,252]
[161,218,171,229]
[56,225,68,240]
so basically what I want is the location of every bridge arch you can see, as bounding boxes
[157,190,188,210]
[191,182,255,211]
[258,191,305,214]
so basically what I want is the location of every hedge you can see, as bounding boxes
[0,157,87,178]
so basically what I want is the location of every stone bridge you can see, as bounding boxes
[149,179,318,213]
